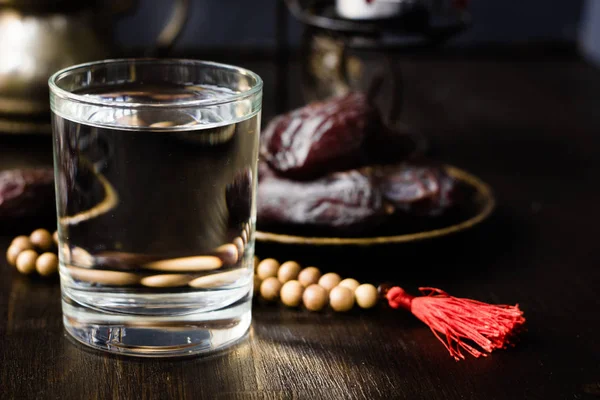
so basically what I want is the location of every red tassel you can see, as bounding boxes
[386,287,525,360]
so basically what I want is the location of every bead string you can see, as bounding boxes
[6,235,383,314]
[5,236,526,360]
[5,229,59,277]
[254,257,380,312]
[5,223,252,284]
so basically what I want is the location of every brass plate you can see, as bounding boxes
[255,165,495,246]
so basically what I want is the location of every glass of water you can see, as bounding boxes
[49,59,262,357]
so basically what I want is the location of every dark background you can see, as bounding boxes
[117,0,584,51]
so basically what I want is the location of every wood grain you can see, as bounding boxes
[1,47,599,399]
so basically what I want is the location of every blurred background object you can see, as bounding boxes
[288,0,469,105]
[580,0,600,65]
[0,0,189,135]
[0,0,587,137]
[113,0,581,53]
[111,0,584,108]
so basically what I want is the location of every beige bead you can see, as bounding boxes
[11,235,33,250]
[298,266,321,287]
[149,121,176,128]
[63,245,94,268]
[260,277,282,301]
[355,284,378,309]
[67,265,140,286]
[233,237,245,256]
[213,243,239,265]
[339,278,360,292]
[6,245,25,266]
[241,229,248,245]
[140,274,192,287]
[302,284,328,311]
[16,250,38,275]
[253,274,262,294]
[329,286,354,312]
[116,114,146,126]
[35,252,58,277]
[7,236,34,266]
[52,231,59,246]
[318,272,341,293]
[280,280,304,307]
[256,258,279,280]
[188,269,246,288]
[30,229,53,251]
[277,261,301,283]
[143,255,222,272]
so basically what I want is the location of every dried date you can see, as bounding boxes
[256,162,458,232]
[379,164,456,216]
[260,92,376,180]
[0,169,55,218]
[257,163,385,232]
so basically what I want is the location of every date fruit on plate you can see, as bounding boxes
[379,164,456,216]
[0,169,55,218]
[260,92,377,180]
[257,162,458,232]
[257,164,386,232]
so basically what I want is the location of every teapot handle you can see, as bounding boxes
[110,0,189,55]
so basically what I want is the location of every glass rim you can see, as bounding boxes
[48,58,263,110]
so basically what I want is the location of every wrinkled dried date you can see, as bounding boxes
[379,164,456,216]
[257,163,385,232]
[257,89,456,232]
[260,92,376,180]
[256,162,457,231]
[0,169,55,218]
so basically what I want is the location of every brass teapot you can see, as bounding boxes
[0,0,188,134]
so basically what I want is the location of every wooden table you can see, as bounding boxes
[1,47,599,399]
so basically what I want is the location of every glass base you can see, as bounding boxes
[62,297,251,357]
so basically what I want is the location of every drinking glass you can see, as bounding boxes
[49,59,262,357]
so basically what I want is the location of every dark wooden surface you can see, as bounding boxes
[2,47,600,399]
